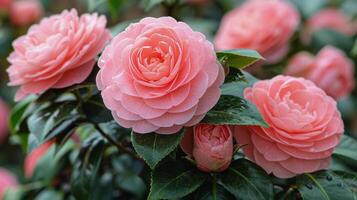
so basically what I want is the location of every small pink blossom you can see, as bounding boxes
[10,0,43,26]
[181,124,233,172]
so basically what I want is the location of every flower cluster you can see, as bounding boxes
[5,0,350,185]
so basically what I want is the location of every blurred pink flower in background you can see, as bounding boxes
[302,9,357,44]
[214,0,300,64]
[97,17,224,134]
[24,140,54,178]
[0,99,9,144]
[234,75,343,178]
[0,168,18,199]
[285,46,355,100]
[7,9,111,101]
[10,0,43,26]
[181,124,233,172]
[0,0,12,11]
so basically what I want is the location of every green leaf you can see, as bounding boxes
[216,49,264,70]
[219,159,274,200]
[334,171,357,199]
[27,101,82,149]
[112,155,147,199]
[194,179,234,200]
[9,95,36,134]
[131,131,184,169]
[148,160,208,200]
[296,171,355,200]
[202,95,268,127]
[333,134,357,168]
[3,187,24,200]
[221,71,258,97]
[35,190,63,200]
[71,138,105,200]
[310,29,354,53]
[108,0,125,19]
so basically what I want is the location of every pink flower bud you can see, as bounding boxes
[10,0,43,26]
[0,0,12,11]
[24,140,55,178]
[181,124,233,172]
[0,168,18,199]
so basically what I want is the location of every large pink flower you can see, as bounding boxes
[0,99,9,144]
[234,75,343,178]
[10,0,43,26]
[302,8,357,44]
[181,124,233,172]
[214,0,299,63]
[7,9,111,101]
[97,17,224,134]
[285,46,355,100]
[0,168,18,199]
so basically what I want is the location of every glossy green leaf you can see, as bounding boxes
[9,96,36,134]
[148,160,208,200]
[27,101,82,149]
[71,138,105,200]
[219,159,274,200]
[216,49,264,70]
[131,131,183,169]
[221,71,258,97]
[333,134,357,168]
[35,190,63,200]
[202,95,268,127]
[334,171,357,199]
[296,171,355,200]
[194,180,234,200]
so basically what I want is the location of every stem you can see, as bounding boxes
[93,123,143,161]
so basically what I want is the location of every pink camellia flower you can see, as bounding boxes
[0,168,18,199]
[214,0,299,64]
[181,124,233,172]
[7,9,111,101]
[24,140,54,177]
[97,17,224,134]
[0,99,9,144]
[10,0,43,26]
[0,0,11,11]
[234,75,343,178]
[302,9,357,44]
[285,46,355,100]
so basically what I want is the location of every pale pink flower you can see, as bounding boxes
[7,9,111,101]
[181,124,233,172]
[234,75,343,178]
[10,0,43,26]
[214,0,300,63]
[285,46,355,100]
[0,168,18,199]
[97,17,224,134]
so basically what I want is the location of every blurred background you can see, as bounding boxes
[0,0,356,199]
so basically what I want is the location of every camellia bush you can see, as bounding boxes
[0,0,357,199]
